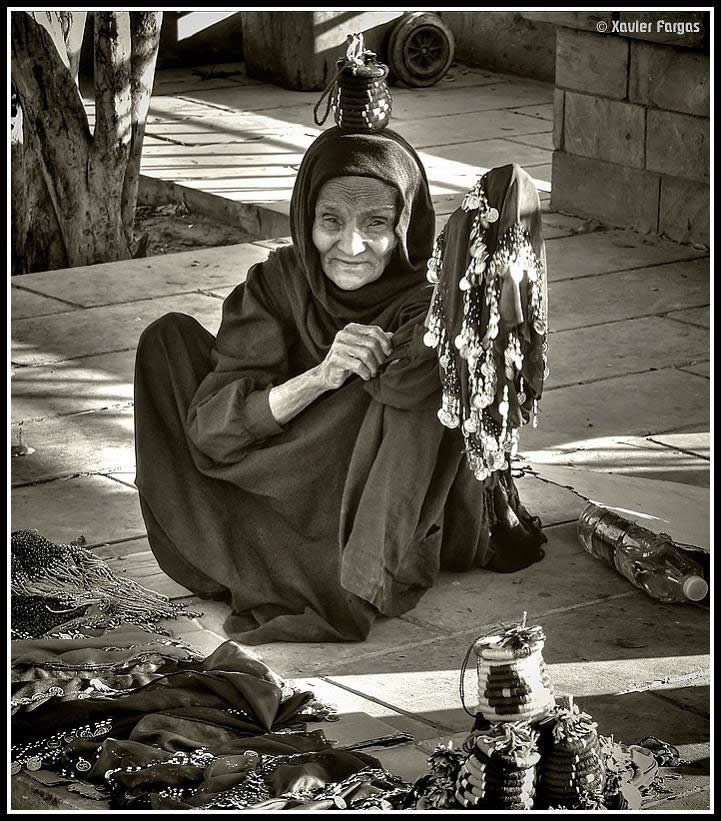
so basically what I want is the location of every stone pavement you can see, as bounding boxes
[11,62,710,810]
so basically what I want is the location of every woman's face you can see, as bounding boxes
[311,176,398,290]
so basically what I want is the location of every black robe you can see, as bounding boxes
[134,128,545,644]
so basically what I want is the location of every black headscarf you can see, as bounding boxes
[254,126,436,368]
[288,126,436,322]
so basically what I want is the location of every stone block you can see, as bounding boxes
[553,89,564,150]
[646,110,709,183]
[659,175,710,245]
[563,92,645,168]
[556,28,628,99]
[551,151,660,234]
[629,41,709,116]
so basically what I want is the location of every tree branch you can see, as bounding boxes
[59,10,88,82]
[122,11,163,248]
[92,11,132,161]
[11,12,91,258]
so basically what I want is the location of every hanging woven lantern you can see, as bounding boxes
[314,32,393,132]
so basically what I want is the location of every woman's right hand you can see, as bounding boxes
[317,323,394,389]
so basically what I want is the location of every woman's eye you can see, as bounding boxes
[368,218,390,229]
[322,215,340,228]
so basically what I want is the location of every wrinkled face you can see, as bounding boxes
[312,176,399,290]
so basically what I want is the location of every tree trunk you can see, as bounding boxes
[10,11,162,274]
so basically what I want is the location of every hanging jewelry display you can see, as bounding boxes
[423,169,549,481]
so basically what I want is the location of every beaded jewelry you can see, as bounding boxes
[11,529,197,639]
[423,172,549,481]
[11,717,113,776]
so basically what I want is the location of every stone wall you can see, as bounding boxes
[437,11,556,82]
[548,18,709,245]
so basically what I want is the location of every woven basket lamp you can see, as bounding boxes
[314,32,392,132]
[473,615,556,724]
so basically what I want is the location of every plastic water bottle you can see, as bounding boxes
[577,503,708,604]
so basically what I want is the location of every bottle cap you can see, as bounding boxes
[682,576,708,601]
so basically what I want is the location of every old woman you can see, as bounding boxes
[134,127,545,644]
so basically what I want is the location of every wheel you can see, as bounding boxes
[387,12,455,88]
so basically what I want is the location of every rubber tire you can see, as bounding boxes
[387,12,455,88]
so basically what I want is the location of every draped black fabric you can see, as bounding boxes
[12,639,400,810]
[134,130,545,644]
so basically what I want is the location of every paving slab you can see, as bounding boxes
[151,62,260,95]
[525,435,710,489]
[140,148,306,171]
[395,111,551,150]
[523,368,710,451]
[420,138,551,172]
[96,539,193,599]
[524,465,710,552]
[548,259,709,331]
[679,361,710,379]
[10,406,136,484]
[541,211,589,239]
[507,132,555,151]
[405,522,632,635]
[547,316,709,388]
[11,350,136,424]
[388,81,553,120]
[508,103,555,121]
[140,141,313,159]
[145,113,318,144]
[369,743,431,783]
[572,689,709,748]
[545,230,707,282]
[666,305,710,327]
[179,84,331,116]
[11,287,79,320]
[647,431,710,461]
[324,594,708,731]
[11,292,223,367]
[513,472,587,525]
[440,65,524,89]
[648,789,710,810]
[12,244,265,308]
[10,474,145,546]
[188,598,442,679]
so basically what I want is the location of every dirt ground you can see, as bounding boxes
[133,202,253,257]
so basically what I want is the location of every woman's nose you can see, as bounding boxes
[338,225,366,257]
